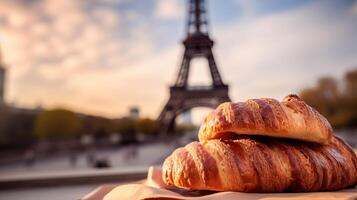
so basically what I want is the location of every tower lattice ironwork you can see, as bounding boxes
[158,0,231,134]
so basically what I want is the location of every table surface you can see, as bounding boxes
[0,150,356,200]
[0,183,103,200]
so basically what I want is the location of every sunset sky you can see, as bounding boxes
[0,0,357,121]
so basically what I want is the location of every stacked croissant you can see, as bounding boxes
[162,95,357,192]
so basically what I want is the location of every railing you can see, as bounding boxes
[0,166,149,190]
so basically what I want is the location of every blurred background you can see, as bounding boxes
[0,0,356,198]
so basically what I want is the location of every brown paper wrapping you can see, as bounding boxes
[81,166,357,200]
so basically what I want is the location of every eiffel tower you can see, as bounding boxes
[158,0,231,134]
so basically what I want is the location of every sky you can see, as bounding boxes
[0,0,357,122]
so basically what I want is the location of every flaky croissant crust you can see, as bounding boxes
[163,136,357,192]
[198,95,333,145]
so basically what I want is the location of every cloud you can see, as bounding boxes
[0,0,165,117]
[0,0,357,120]
[214,0,357,101]
[155,0,184,20]
[92,8,120,29]
[0,0,126,108]
[233,0,257,17]
[57,45,179,117]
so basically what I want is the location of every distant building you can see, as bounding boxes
[0,52,5,104]
[129,106,140,119]
[8,103,43,115]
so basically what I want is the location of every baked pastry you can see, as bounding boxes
[198,95,332,144]
[162,135,357,192]
[162,94,356,192]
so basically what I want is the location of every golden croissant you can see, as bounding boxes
[199,94,332,144]
[163,136,357,192]
[162,95,357,192]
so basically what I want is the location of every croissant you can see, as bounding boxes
[198,95,332,145]
[162,135,357,192]
[163,95,356,192]
[163,136,357,192]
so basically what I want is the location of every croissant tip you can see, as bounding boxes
[284,94,303,101]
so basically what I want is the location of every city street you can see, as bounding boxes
[0,140,180,174]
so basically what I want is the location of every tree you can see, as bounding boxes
[345,69,357,99]
[114,117,135,134]
[0,106,36,148]
[300,77,338,119]
[34,109,82,140]
[6,112,36,146]
[134,118,159,135]
[0,105,11,144]
[300,69,357,128]
[343,69,357,126]
[82,116,112,138]
[113,117,136,143]
[317,77,339,101]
